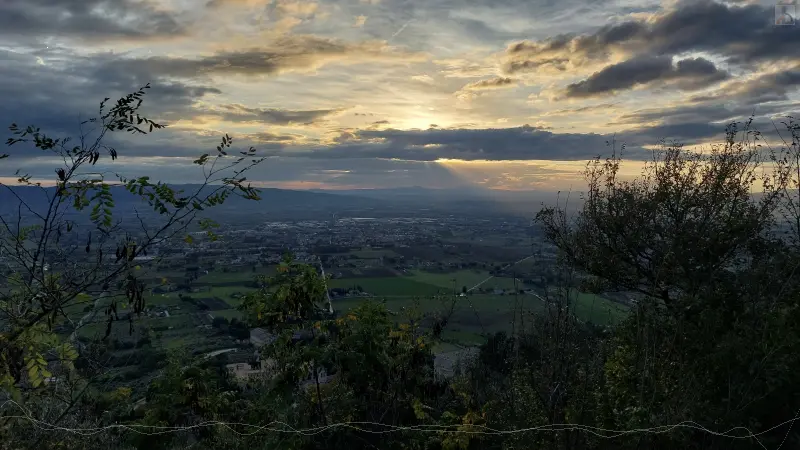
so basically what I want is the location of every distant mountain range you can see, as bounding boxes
[312,186,570,215]
[0,185,566,224]
[313,186,561,202]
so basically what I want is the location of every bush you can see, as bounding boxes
[212,317,229,328]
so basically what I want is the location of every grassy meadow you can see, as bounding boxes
[68,247,630,353]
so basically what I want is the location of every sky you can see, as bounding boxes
[0,0,798,191]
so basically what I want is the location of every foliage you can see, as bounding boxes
[535,116,800,449]
[129,351,242,450]
[0,84,265,446]
[237,256,453,450]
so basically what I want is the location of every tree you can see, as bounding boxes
[238,256,450,450]
[211,316,229,329]
[130,351,241,450]
[0,84,265,446]
[535,117,800,449]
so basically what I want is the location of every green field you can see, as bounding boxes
[196,271,259,284]
[69,263,629,352]
[566,289,629,325]
[409,269,524,291]
[211,309,244,320]
[203,286,257,307]
[328,277,446,297]
[145,293,185,306]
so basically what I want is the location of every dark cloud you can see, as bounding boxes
[243,132,308,144]
[690,65,800,104]
[543,103,619,117]
[641,0,798,64]
[267,126,651,161]
[461,77,517,91]
[206,104,346,125]
[503,0,800,74]
[610,99,798,147]
[563,56,729,98]
[0,0,185,45]
[0,49,224,161]
[620,122,725,148]
[613,104,742,127]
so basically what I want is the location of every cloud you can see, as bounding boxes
[461,77,517,91]
[89,35,425,80]
[411,74,435,84]
[620,122,726,148]
[242,131,308,143]
[433,58,498,78]
[272,0,319,16]
[0,48,232,165]
[502,34,596,74]
[201,104,347,125]
[0,0,186,45]
[206,0,271,7]
[454,76,518,101]
[0,49,220,139]
[541,103,620,117]
[689,65,800,104]
[208,0,320,18]
[501,0,800,75]
[562,56,729,98]
[265,125,651,161]
[354,15,368,27]
[608,98,798,148]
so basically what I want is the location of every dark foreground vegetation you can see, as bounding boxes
[2,88,800,450]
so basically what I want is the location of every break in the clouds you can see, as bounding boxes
[0,0,798,190]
